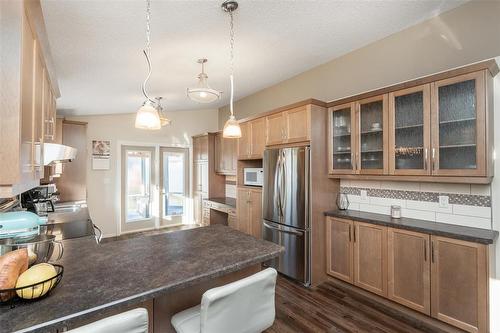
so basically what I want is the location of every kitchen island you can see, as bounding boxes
[0,225,282,333]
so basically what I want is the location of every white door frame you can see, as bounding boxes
[116,141,191,236]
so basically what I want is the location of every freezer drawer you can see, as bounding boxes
[263,220,310,285]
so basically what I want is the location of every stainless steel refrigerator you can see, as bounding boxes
[262,146,310,286]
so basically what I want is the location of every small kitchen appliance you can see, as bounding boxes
[243,168,264,187]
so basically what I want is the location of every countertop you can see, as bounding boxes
[0,225,282,333]
[325,210,498,244]
[206,197,236,209]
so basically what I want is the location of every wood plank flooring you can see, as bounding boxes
[266,276,436,333]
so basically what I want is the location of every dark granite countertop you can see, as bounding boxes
[325,210,498,244]
[0,225,282,333]
[206,197,236,209]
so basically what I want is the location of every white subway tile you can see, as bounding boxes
[369,196,406,208]
[347,202,360,211]
[401,208,436,221]
[406,200,452,213]
[349,180,381,189]
[359,203,391,215]
[453,204,491,218]
[380,181,420,191]
[435,213,492,229]
[420,183,471,194]
[347,194,362,203]
[470,184,491,196]
[225,185,236,198]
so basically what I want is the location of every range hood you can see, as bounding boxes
[43,143,78,165]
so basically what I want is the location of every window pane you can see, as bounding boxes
[163,151,185,217]
[360,100,383,169]
[126,150,151,222]
[331,108,352,170]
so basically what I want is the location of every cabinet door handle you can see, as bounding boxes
[424,240,427,261]
[353,226,356,242]
[348,225,351,242]
[424,148,428,170]
[431,241,435,263]
[431,148,436,171]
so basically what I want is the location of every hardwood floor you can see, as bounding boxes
[267,276,446,333]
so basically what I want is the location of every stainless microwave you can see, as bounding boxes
[243,168,264,187]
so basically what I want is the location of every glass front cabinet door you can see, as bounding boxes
[355,95,388,174]
[389,84,431,175]
[329,103,356,174]
[431,71,487,176]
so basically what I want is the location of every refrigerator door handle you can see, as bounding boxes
[280,150,286,218]
[274,153,282,218]
[263,221,304,236]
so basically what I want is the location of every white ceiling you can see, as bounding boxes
[41,0,466,116]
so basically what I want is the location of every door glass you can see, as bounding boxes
[162,151,185,218]
[360,100,384,169]
[394,91,424,170]
[332,108,352,170]
[438,79,476,169]
[125,150,152,222]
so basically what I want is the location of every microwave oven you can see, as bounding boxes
[243,168,264,187]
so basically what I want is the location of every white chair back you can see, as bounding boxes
[67,308,148,333]
[200,267,277,333]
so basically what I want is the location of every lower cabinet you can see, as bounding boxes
[431,236,488,333]
[326,217,489,333]
[236,187,262,238]
[326,217,353,283]
[388,228,430,315]
[353,222,387,297]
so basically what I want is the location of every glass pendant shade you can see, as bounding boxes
[135,101,161,130]
[222,115,241,138]
[187,59,221,103]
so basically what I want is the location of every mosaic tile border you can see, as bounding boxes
[340,186,491,207]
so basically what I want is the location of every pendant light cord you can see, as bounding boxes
[229,9,235,116]
[142,0,154,104]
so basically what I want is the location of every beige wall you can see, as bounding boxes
[218,0,500,127]
[66,109,219,237]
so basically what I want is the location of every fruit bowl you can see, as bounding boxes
[0,264,63,304]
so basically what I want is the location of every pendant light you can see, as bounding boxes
[135,0,170,129]
[222,1,241,139]
[187,59,221,103]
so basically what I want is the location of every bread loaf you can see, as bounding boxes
[0,249,29,301]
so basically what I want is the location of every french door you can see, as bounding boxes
[121,146,155,233]
[159,147,189,227]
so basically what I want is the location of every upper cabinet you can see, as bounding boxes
[356,95,388,175]
[0,0,59,198]
[215,132,237,175]
[328,61,497,184]
[237,117,266,160]
[431,71,486,176]
[389,84,431,175]
[266,105,310,146]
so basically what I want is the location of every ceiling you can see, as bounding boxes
[41,0,466,116]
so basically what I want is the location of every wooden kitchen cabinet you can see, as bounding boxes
[353,221,388,297]
[193,135,209,161]
[388,84,431,176]
[236,187,262,238]
[388,228,430,315]
[0,1,59,197]
[430,236,488,333]
[328,103,356,174]
[431,71,488,177]
[327,61,496,183]
[265,105,311,146]
[326,217,353,283]
[215,132,236,175]
[237,118,266,160]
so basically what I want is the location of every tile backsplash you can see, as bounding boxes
[340,180,492,230]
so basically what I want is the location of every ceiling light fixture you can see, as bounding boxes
[187,59,221,103]
[135,0,170,130]
[221,0,241,139]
